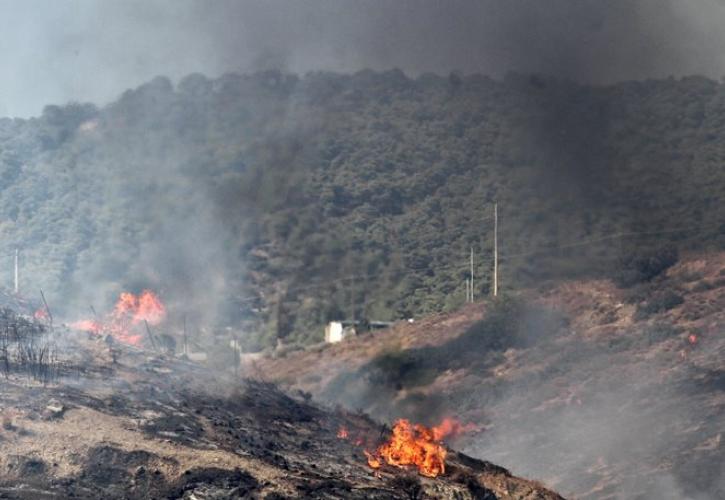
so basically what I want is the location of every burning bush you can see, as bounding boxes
[364,418,475,478]
[70,290,166,347]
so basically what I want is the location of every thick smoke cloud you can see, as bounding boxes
[2,0,725,117]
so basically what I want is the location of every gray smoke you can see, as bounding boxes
[2,0,725,117]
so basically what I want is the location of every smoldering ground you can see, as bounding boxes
[312,298,725,499]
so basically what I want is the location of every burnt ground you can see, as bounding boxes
[0,334,562,500]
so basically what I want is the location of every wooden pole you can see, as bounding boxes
[493,203,498,297]
[144,320,158,351]
[470,247,474,302]
[39,289,53,328]
[182,314,188,355]
[14,248,18,295]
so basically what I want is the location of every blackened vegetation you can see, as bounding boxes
[611,246,687,320]
[2,445,260,499]
[0,339,558,500]
[73,445,258,500]
[0,308,58,383]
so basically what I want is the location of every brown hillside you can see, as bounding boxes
[252,252,725,499]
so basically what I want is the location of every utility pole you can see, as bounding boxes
[350,277,356,322]
[465,278,470,303]
[493,203,498,297]
[470,247,474,302]
[14,248,18,295]
[40,289,53,329]
[182,314,188,356]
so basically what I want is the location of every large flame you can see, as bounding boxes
[365,418,474,478]
[70,290,166,347]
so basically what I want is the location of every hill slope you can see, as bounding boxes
[0,71,724,347]
[0,331,561,499]
[252,251,725,499]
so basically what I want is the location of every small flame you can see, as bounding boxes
[34,307,49,321]
[365,418,475,478]
[688,333,698,345]
[69,319,103,335]
[337,426,349,439]
[364,450,382,469]
[431,417,477,441]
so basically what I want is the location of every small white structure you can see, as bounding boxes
[324,320,394,343]
[325,321,355,343]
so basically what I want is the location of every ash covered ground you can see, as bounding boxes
[0,314,561,500]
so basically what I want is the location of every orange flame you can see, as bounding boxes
[112,290,166,326]
[337,426,349,439]
[70,290,166,347]
[34,307,49,321]
[687,333,698,345]
[365,418,474,478]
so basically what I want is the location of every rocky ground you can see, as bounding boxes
[0,332,562,499]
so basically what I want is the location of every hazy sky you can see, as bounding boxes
[1,0,725,117]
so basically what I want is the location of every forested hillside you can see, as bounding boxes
[0,70,723,349]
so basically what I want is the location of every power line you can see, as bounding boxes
[234,218,723,308]
[500,221,723,262]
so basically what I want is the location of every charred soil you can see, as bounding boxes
[0,330,562,499]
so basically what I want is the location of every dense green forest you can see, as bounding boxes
[0,70,723,349]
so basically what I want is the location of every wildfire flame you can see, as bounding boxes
[365,418,475,478]
[69,319,103,335]
[33,307,49,322]
[337,426,349,439]
[70,290,166,347]
[687,333,698,345]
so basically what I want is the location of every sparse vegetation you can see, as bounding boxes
[327,296,568,412]
[615,246,679,288]
[0,308,58,383]
[640,321,683,345]
[692,280,716,292]
[366,347,438,390]
[634,289,684,319]
[457,295,567,352]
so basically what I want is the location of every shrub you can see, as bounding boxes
[365,348,438,389]
[440,295,567,370]
[640,321,683,344]
[614,246,678,288]
[635,289,684,319]
[692,280,715,292]
[623,282,656,304]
